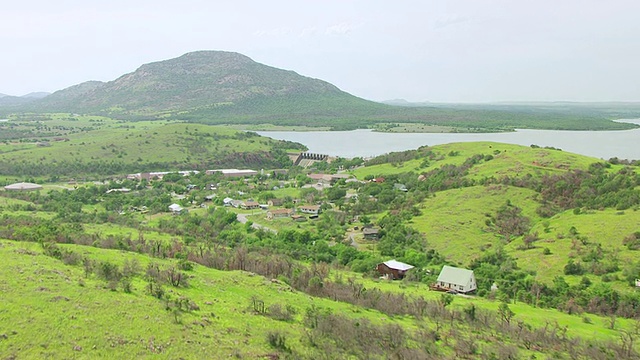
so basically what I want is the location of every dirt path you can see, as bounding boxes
[236,213,276,233]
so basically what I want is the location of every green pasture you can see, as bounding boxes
[410,185,541,263]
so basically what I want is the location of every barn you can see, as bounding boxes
[376,260,414,280]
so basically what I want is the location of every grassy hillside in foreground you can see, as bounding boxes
[2,239,640,359]
[0,240,406,359]
[0,114,305,178]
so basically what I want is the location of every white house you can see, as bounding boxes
[436,265,477,294]
[168,203,183,214]
[298,205,321,215]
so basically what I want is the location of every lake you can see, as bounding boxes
[258,119,640,160]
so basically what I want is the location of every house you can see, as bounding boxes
[267,198,284,207]
[435,265,477,294]
[206,169,258,177]
[241,201,260,210]
[362,227,380,240]
[229,199,243,208]
[267,208,293,220]
[291,214,307,222]
[308,173,351,185]
[298,205,321,215]
[168,203,183,214]
[394,183,408,192]
[376,260,414,280]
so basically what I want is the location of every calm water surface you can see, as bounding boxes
[258,119,640,160]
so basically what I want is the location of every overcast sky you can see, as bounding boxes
[2,0,639,102]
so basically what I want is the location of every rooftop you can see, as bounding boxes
[3,182,43,191]
[436,265,474,286]
[383,260,414,271]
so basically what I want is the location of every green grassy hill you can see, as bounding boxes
[0,114,304,178]
[2,238,639,359]
[350,142,640,294]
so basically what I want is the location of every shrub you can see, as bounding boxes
[564,260,584,275]
[267,331,289,352]
[178,258,193,271]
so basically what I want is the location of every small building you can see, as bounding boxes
[267,208,293,220]
[394,183,408,192]
[241,201,260,210]
[363,227,380,240]
[168,203,183,214]
[267,198,284,207]
[105,188,131,194]
[435,265,477,294]
[3,182,43,191]
[206,169,258,177]
[376,260,414,280]
[298,205,321,215]
[291,214,307,222]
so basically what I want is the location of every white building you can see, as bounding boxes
[436,265,477,294]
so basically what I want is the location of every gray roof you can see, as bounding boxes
[363,227,379,235]
[4,182,43,191]
[436,265,474,286]
[383,260,414,271]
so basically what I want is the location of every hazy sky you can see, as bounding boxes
[2,0,639,102]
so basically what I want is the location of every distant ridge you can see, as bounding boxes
[21,92,50,99]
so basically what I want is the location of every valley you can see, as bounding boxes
[1,115,639,358]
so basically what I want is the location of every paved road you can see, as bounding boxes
[236,213,277,233]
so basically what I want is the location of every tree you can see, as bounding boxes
[498,302,515,325]
[439,293,454,308]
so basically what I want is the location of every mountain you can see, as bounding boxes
[8,50,639,131]
[31,51,386,119]
[0,95,33,107]
[21,91,50,99]
[35,80,105,111]
[0,91,50,108]
[380,99,432,106]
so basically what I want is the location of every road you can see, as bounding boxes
[236,213,276,233]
